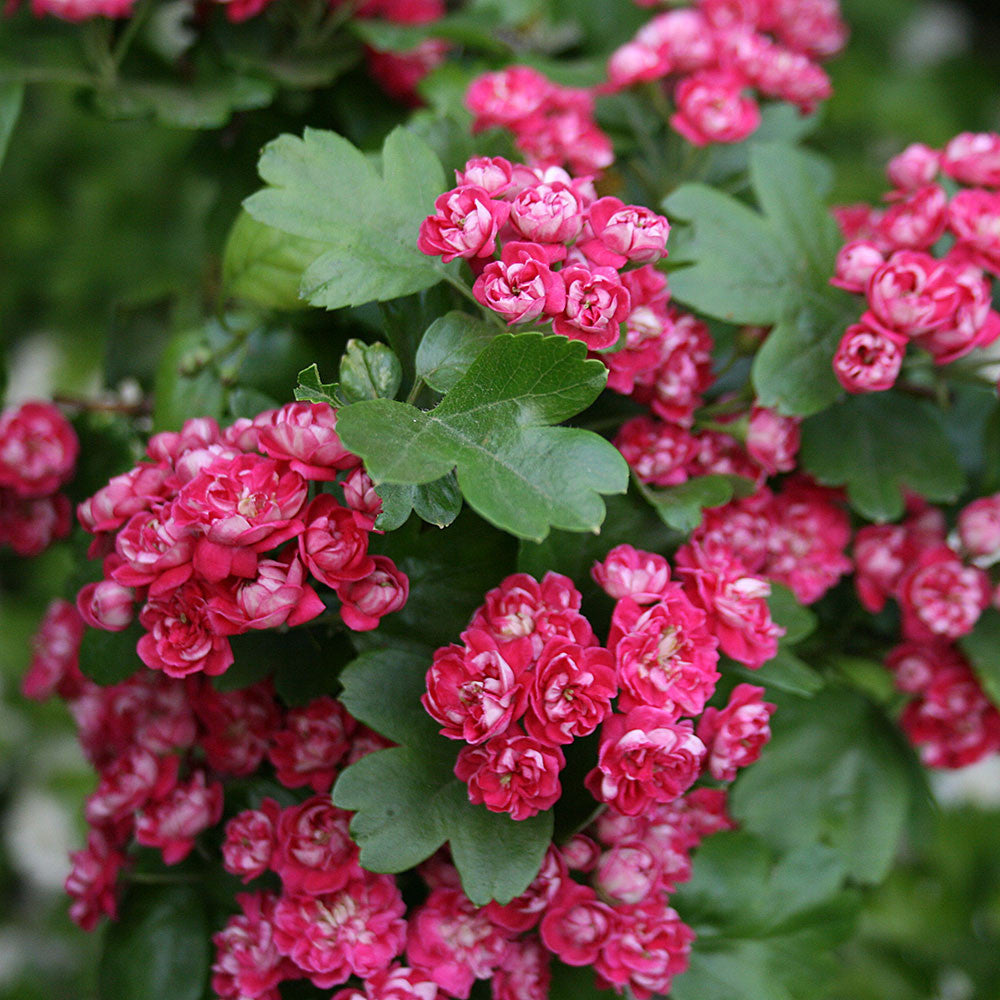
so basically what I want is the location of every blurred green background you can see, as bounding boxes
[1,1,999,997]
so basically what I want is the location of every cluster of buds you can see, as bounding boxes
[831,131,1000,392]
[75,404,408,679]
[424,556,778,827]
[465,67,614,176]
[0,400,78,557]
[606,0,846,146]
[419,155,670,351]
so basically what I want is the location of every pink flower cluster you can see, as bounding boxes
[22,604,391,934]
[831,132,1000,392]
[852,496,1000,770]
[0,400,78,557]
[74,405,408,679]
[418,156,670,351]
[692,477,853,605]
[465,67,613,176]
[605,0,846,146]
[424,561,777,824]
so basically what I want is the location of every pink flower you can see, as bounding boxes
[615,416,696,486]
[208,551,325,635]
[423,630,532,744]
[465,66,553,130]
[0,489,72,556]
[337,555,409,631]
[472,242,567,325]
[65,829,127,931]
[333,964,442,1000]
[539,882,618,966]
[591,544,672,604]
[111,510,194,595]
[0,401,78,499]
[490,938,550,1000]
[941,131,1000,188]
[670,68,761,147]
[137,581,234,678]
[553,265,631,349]
[406,887,511,999]
[886,640,962,694]
[456,156,515,196]
[342,467,383,528]
[509,181,585,244]
[866,250,962,336]
[605,41,670,91]
[222,800,281,882]
[195,681,280,776]
[877,184,948,250]
[268,696,354,793]
[637,10,715,72]
[609,592,720,716]
[585,707,706,815]
[77,461,172,537]
[833,319,907,393]
[947,188,1000,276]
[831,240,886,292]
[676,541,783,669]
[274,874,407,989]
[746,404,800,475]
[31,0,133,19]
[897,544,990,641]
[134,769,224,864]
[212,892,297,1000]
[21,599,86,701]
[594,840,661,905]
[299,493,374,586]
[887,143,941,191]
[256,402,357,479]
[697,683,776,781]
[272,796,360,895]
[524,639,617,744]
[485,845,566,932]
[958,494,1000,565]
[76,579,135,632]
[417,185,510,262]
[853,523,912,613]
[455,725,564,819]
[582,197,670,267]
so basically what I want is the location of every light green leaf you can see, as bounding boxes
[800,392,965,521]
[221,210,322,310]
[767,584,817,646]
[959,607,1000,709]
[336,333,628,541]
[415,311,497,393]
[245,126,446,309]
[731,647,824,698]
[294,363,345,407]
[644,474,753,533]
[339,339,402,403]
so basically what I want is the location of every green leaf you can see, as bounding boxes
[374,475,463,530]
[415,311,497,393]
[245,126,445,309]
[0,82,24,170]
[671,833,860,1000]
[731,647,825,698]
[644,475,751,533]
[959,607,1000,709]
[98,884,208,1000]
[751,288,857,417]
[339,339,402,403]
[227,387,280,421]
[767,584,817,646]
[336,333,628,541]
[800,392,965,521]
[153,325,228,432]
[221,210,322,311]
[79,623,144,686]
[338,646,439,746]
[730,687,926,884]
[295,363,345,407]
[663,183,792,326]
[351,11,514,55]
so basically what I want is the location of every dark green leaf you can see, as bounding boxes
[767,584,817,646]
[273,631,352,707]
[153,325,228,432]
[731,647,824,698]
[548,961,606,1000]
[295,363,345,407]
[751,288,857,417]
[227,387,280,421]
[336,333,628,541]
[644,475,750,533]
[959,607,1000,709]
[338,646,438,746]
[99,884,208,1000]
[245,127,445,309]
[800,392,965,521]
[339,339,402,403]
[351,12,513,55]
[411,474,463,528]
[0,82,23,170]
[730,687,925,884]
[415,311,497,393]
[221,210,321,311]
[79,623,143,686]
